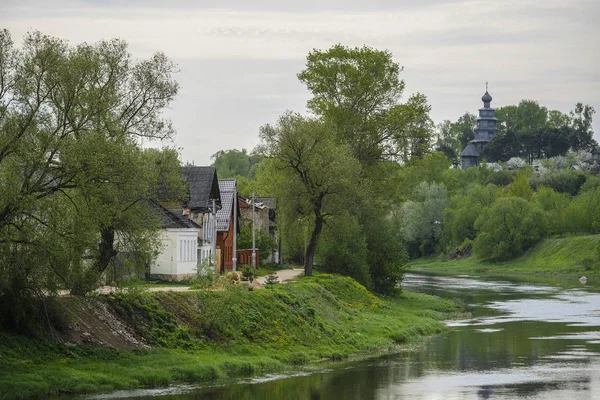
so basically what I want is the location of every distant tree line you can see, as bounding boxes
[436,100,597,163]
[397,153,600,262]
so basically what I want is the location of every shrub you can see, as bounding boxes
[265,272,279,286]
[473,197,549,261]
[532,169,587,195]
[240,265,254,282]
[316,213,371,287]
[287,352,308,365]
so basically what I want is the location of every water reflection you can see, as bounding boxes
[85,273,600,400]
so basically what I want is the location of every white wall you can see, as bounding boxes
[151,228,200,279]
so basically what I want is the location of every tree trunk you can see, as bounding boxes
[71,226,117,296]
[304,210,324,276]
[97,226,118,274]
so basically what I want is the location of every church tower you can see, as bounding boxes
[460,84,499,169]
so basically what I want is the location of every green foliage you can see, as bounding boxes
[531,169,587,195]
[435,113,477,159]
[484,100,596,163]
[0,29,182,327]
[564,187,600,234]
[362,211,410,295]
[240,265,255,282]
[264,272,279,286]
[400,182,448,255]
[257,113,361,275]
[473,197,548,261]
[505,173,533,200]
[442,184,498,251]
[109,291,196,349]
[298,44,433,166]
[414,234,600,276]
[237,217,276,264]
[395,153,452,199]
[316,213,371,287]
[211,149,262,180]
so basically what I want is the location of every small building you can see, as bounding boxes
[216,180,240,273]
[149,201,201,281]
[461,86,499,169]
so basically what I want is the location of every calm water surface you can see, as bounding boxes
[87,273,600,400]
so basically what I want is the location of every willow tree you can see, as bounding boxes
[257,113,361,276]
[0,29,180,328]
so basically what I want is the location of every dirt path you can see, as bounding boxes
[64,268,306,295]
[255,268,304,285]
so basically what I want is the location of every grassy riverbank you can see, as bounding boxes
[412,235,600,277]
[0,274,460,399]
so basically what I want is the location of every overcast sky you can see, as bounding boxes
[2,0,599,165]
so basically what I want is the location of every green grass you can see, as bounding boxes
[0,273,459,399]
[412,234,600,277]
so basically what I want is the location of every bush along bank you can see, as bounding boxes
[411,234,600,277]
[0,274,461,399]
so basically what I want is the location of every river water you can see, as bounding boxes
[89,273,600,400]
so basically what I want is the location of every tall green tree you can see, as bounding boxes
[297,44,433,167]
[569,103,596,151]
[454,112,478,149]
[211,148,262,179]
[256,113,361,276]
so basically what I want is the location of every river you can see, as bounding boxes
[87,273,600,399]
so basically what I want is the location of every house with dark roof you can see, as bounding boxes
[148,200,201,281]
[155,166,222,277]
[216,180,240,272]
[182,166,222,267]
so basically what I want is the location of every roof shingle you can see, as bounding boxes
[182,166,221,212]
[217,180,236,232]
[148,200,201,230]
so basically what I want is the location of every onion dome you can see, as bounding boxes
[481,91,492,103]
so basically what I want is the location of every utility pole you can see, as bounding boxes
[251,189,256,268]
[232,186,237,271]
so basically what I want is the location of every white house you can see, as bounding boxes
[148,201,201,281]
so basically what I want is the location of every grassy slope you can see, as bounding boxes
[412,234,600,276]
[0,274,460,400]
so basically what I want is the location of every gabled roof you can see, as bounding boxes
[182,166,221,212]
[217,180,237,232]
[148,200,200,230]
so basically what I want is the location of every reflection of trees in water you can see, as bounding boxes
[428,320,597,372]
[477,386,494,399]
[501,379,580,398]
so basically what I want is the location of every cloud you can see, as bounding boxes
[1,0,598,164]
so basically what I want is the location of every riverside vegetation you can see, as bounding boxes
[412,234,600,277]
[0,274,461,399]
